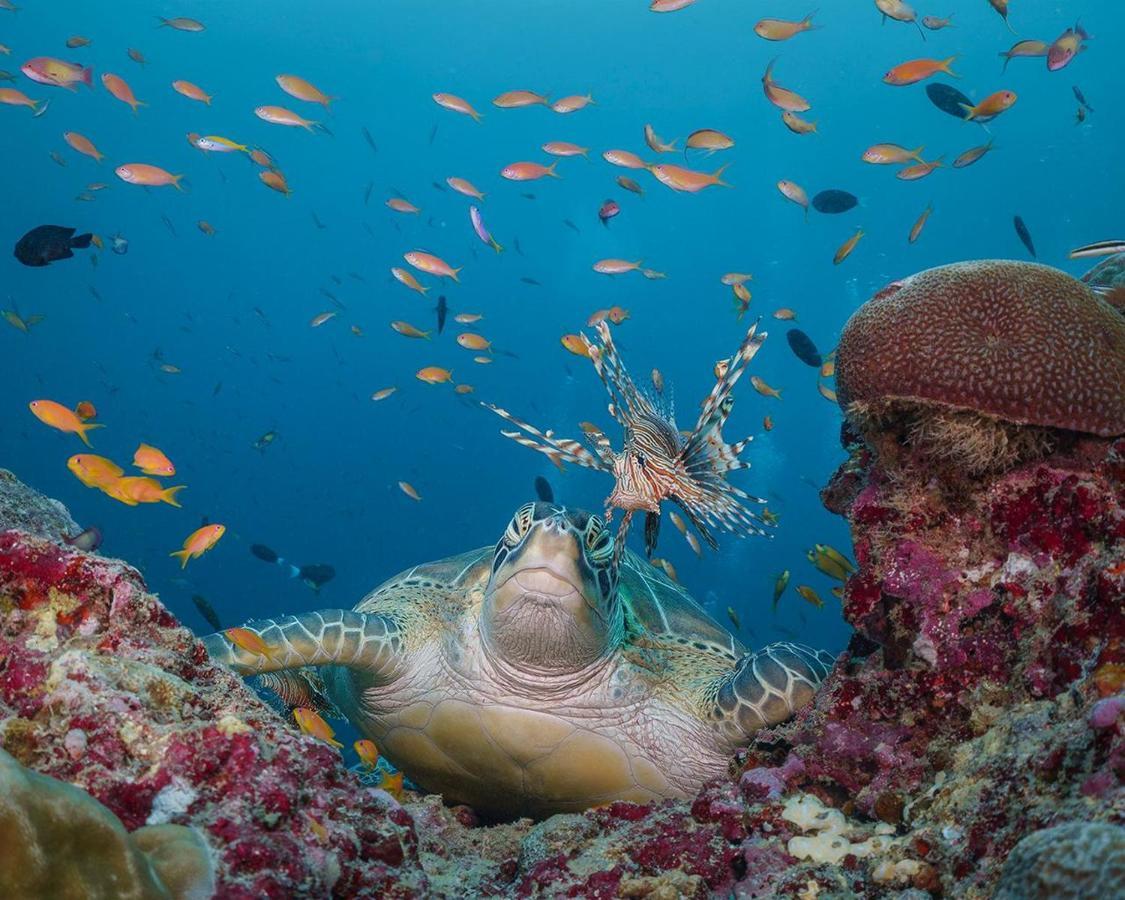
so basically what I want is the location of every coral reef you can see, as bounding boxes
[994,821,1125,900]
[2,426,1122,899]
[835,261,1125,472]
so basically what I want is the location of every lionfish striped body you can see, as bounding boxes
[484,320,770,556]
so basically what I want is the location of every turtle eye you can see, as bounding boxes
[505,503,535,546]
[585,517,613,562]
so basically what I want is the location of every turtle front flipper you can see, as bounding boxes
[712,642,835,739]
[202,609,404,683]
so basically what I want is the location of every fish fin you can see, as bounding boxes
[82,66,93,87]
[170,549,190,568]
[70,232,93,249]
[942,56,960,77]
[313,122,334,137]
[712,163,731,187]
[161,485,186,508]
[958,103,976,120]
[490,238,503,253]
[911,145,925,162]
[999,53,1010,74]
[547,160,560,178]
[77,422,103,447]
[450,267,461,283]
[482,403,611,472]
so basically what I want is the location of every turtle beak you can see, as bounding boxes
[491,525,591,618]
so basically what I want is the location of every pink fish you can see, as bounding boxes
[469,206,502,253]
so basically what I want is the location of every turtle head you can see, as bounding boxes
[482,502,622,674]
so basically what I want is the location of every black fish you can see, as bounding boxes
[363,181,373,206]
[251,543,279,563]
[362,126,377,153]
[212,381,222,396]
[312,211,327,229]
[431,181,446,193]
[1013,215,1036,259]
[521,277,541,286]
[514,238,524,256]
[14,225,93,267]
[786,329,822,368]
[563,219,580,234]
[521,193,536,201]
[925,83,973,120]
[1072,85,1093,112]
[191,595,223,632]
[63,526,103,552]
[429,124,438,144]
[811,190,858,214]
[161,214,177,236]
[534,476,554,503]
[299,563,335,591]
[436,295,448,334]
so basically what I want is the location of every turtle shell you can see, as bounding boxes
[617,549,744,661]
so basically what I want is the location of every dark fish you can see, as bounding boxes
[14,225,93,267]
[299,563,335,591]
[431,181,447,193]
[89,285,103,301]
[435,295,448,334]
[925,83,973,120]
[786,329,822,368]
[362,126,377,153]
[63,526,102,552]
[534,476,554,502]
[1072,85,1093,112]
[191,595,223,631]
[1013,215,1036,259]
[330,274,342,285]
[348,271,365,282]
[563,219,580,234]
[429,124,438,144]
[521,193,536,200]
[598,199,620,226]
[811,190,858,214]
[312,211,327,229]
[161,214,177,236]
[363,181,373,206]
[251,543,279,563]
[212,381,222,396]
[50,150,67,167]
[520,277,541,286]
[252,430,277,451]
[514,238,524,256]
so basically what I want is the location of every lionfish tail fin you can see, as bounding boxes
[483,402,610,471]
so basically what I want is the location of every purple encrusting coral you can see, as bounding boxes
[1,428,1122,898]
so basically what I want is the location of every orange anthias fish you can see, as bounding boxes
[391,321,431,339]
[170,524,225,568]
[644,123,677,153]
[909,203,933,244]
[133,442,175,476]
[883,57,958,86]
[64,131,103,162]
[650,163,729,193]
[117,163,183,189]
[834,228,865,265]
[602,149,648,169]
[387,197,420,214]
[960,91,1017,122]
[542,141,589,157]
[762,58,810,112]
[398,481,421,501]
[781,110,816,134]
[293,707,343,748]
[276,74,333,106]
[106,476,185,507]
[171,79,211,104]
[416,366,453,385]
[67,453,123,488]
[593,258,642,275]
[493,90,550,108]
[29,399,103,446]
[0,88,41,110]
[391,267,429,294]
[225,627,274,657]
[447,176,485,199]
[432,92,482,121]
[457,333,491,352]
[260,170,292,196]
[500,161,559,181]
[102,73,145,114]
[754,12,816,41]
[255,105,320,131]
[379,770,405,799]
[897,157,943,180]
[561,334,590,358]
[404,251,460,281]
[355,739,380,769]
[952,139,994,169]
[159,16,206,32]
[776,180,809,219]
[862,144,924,165]
[551,94,593,113]
[21,57,92,90]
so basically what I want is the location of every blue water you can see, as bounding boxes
[1,0,1118,669]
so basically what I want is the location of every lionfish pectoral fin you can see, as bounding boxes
[674,497,719,549]
[483,402,610,472]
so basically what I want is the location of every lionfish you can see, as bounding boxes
[483,320,770,556]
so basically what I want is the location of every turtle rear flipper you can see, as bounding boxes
[712,642,835,738]
[202,609,405,684]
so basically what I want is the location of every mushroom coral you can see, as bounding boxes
[836,260,1125,472]
[0,747,215,899]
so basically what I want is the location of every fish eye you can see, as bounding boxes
[636,453,647,468]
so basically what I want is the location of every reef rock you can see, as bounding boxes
[2,429,1122,899]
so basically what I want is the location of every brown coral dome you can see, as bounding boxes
[836,260,1125,437]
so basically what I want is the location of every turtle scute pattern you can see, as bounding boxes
[711,643,836,732]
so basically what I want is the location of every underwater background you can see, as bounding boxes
[1,0,1120,695]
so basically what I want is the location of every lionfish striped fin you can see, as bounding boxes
[585,323,666,428]
[687,320,767,449]
[483,403,610,472]
[579,422,616,467]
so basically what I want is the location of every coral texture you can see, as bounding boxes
[2,435,1122,898]
[994,821,1125,900]
[835,261,1125,436]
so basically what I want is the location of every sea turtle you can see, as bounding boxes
[204,503,834,820]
